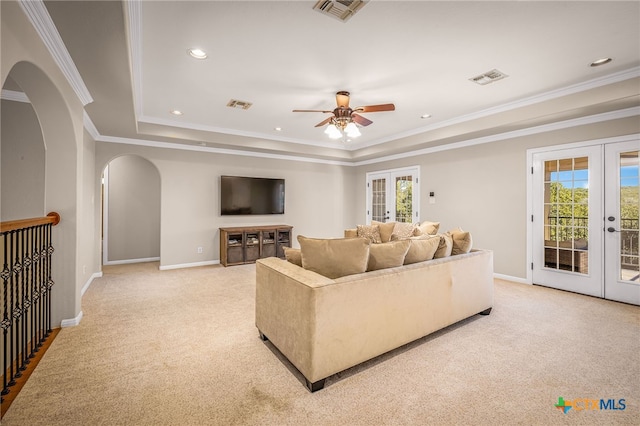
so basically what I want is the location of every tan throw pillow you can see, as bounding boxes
[298,235,370,279]
[371,220,396,243]
[283,247,302,266]
[433,233,453,258]
[414,221,440,236]
[404,235,440,264]
[449,228,473,255]
[344,229,358,238]
[367,240,411,271]
[357,224,382,244]
[390,222,416,241]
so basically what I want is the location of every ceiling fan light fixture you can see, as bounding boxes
[345,122,361,137]
[325,124,342,139]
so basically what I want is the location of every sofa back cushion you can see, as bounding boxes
[414,221,440,236]
[367,240,411,271]
[298,235,370,279]
[404,236,440,264]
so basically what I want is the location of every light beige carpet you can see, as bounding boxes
[2,262,639,425]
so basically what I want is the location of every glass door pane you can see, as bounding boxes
[394,175,413,223]
[619,151,639,282]
[543,157,589,274]
[371,178,387,222]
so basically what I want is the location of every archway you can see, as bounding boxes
[101,155,161,265]
[1,61,82,327]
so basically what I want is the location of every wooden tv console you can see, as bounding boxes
[219,225,293,266]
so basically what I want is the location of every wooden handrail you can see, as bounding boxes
[0,212,60,233]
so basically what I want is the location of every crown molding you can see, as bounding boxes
[95,134,354,166]
[1,89,30,103]
[352,106,640,166]
[349,66,640,150]
[137,115,348,150]
[18,0,93,106]
[83,111,100,140]
[124,0,143,119]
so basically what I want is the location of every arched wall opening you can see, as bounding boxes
[1,61,81,326]
[101,155,161,265]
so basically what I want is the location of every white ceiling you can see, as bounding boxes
[34,1,640,162]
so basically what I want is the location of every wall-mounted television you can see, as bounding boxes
[220,176,285,215]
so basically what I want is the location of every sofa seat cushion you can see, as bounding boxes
[404,235,440,264]
[298,235,370,279]
[367,240,411,271]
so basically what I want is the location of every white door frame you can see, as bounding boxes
[366,166,420,224]
[526,134,640,286]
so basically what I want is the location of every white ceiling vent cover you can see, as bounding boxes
[313,0,367,22]
[469,69,509,85]
[226,99,253,110]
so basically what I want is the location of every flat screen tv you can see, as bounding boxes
[220,176,285,215]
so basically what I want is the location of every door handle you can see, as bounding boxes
[607,227,621,233]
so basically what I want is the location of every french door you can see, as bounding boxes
[532,139,639,305]
[366,167,420,224]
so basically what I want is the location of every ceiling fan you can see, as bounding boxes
[293,91,395,138]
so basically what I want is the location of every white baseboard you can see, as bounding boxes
[494,273,531,285]
[104,257,160,266]
[81,271,103,296]
[159,260,220,271]
[60,310,83,328]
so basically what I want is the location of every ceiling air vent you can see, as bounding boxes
[469,69,509,86]
[226,99,253,110]
[313,0,367,22]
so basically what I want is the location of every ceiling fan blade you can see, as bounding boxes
[336,91,350,108]
[354,103,396,113]
[293,109,333,113]
[351,113,373,127]
[314,116,334,127]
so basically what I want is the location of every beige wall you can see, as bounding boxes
[355,117,640,279]
[2,0,90,326]
[0,99,45,221]
[105,155,161,262]
[96,143,357,268]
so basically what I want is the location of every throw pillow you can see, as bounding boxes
[344,229,358,238]
[372,220,396,243]
[390,222,416,241]
[357,224,382,244]
[283,247,302,266]
[298,235,370,279]
[433,233,453,258]
[404,235,440,264]
[449,228,473,255]
[367,240,411,271]
[413,220,440,236]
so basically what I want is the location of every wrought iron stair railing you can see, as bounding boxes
[0,212,60,404]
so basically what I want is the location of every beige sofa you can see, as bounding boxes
[255,248,494,392]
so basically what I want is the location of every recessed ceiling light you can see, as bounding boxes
[188,48,207,59]
[274,127,282,131]
[590,57,612,67]
[421,114,432,119]
[170,110,183,116]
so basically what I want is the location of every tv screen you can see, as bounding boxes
[220,176,285,215]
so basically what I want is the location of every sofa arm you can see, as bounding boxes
[255,257,335,382]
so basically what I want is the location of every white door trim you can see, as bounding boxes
[526,133,640,285]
